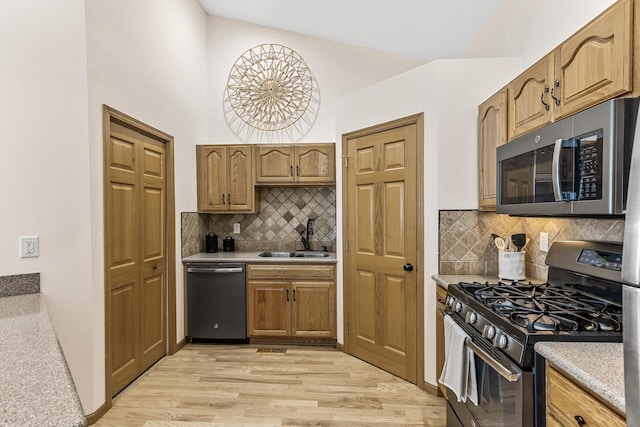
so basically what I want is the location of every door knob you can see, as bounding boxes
[403,263,414,272]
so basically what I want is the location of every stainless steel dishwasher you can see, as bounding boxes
[186,263,247,340]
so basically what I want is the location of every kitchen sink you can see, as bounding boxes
[258,251,296,257]
[258,251,330,258]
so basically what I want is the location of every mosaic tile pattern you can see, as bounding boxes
[181,187,337,257]
[0,273,40,297]
[439,211,624,280]
[181,212,209,258]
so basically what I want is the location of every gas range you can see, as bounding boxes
[446,279,623,368]
[445,241,624,369]
[442,241,625,427]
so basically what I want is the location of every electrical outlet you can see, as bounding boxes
[20,236,39,258]
[233,223,240,234]
[539,232,549,253]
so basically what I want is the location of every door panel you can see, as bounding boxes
[382,274,405,355]
[247,282,290,336]
[291,282,335,337]
[106,115,167,397]
[347,123,417,382]
[383,181,405,257]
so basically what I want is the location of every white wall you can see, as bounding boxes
[463,0,617,70]
[206,16,423,144]
[0,0,94,411]
[335,57,523,386]
[84,0,208,412]
[334,0,620,388]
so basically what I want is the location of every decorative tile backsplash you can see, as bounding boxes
[181,187,336,257]
[439,210,625,280]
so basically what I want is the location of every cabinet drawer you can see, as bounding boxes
[546,364,625,427]
[247,264,335,280]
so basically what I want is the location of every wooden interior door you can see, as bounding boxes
[345,122,418,382]
[106,116,167,396]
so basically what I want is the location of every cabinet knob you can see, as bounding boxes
[290,165,293,176]
[574,415,586,426]
[228,194,231,204]
[293,289,296,302]
[286,289,289,301]
[153,265,158,270]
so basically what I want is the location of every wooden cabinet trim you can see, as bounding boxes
[247,263,335,280]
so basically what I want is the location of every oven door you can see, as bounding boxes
[444,315,534,427]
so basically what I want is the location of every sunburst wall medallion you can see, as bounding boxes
[224,43,320,142]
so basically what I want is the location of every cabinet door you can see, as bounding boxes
[508,53,554,139]
[478,89,508,211]
[196,146,226,212]
[226,145,255,211]
[546,364,625,427]
[255,145,295,184]
[291,281,335,338]
[554,0,632,119]
[295,144,335,184]
[247,282,291,336]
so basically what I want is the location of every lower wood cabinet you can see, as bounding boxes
[246,264,336,341]
[546,363,625,427]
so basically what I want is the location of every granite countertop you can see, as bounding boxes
[0,293,86,427]
[183,251,337,264]
[535,342,625,415]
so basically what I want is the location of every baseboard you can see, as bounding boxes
[249,336,337,346]
[85,402,108,425]
[421,381,443,397]
[335,342,344,352]
[174,337,187,353]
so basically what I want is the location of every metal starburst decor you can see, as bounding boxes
[224,43,319,142]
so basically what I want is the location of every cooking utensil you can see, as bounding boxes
[511,233,526,252]
[494,237,506,251]
[505,236,513,252]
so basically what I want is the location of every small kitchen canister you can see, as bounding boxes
[498,251,525,281]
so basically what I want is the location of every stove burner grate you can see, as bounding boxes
[459,281,622,333]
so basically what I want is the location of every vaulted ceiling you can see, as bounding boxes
[198,0,504,62]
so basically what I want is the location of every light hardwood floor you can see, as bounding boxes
[94,344,447,426]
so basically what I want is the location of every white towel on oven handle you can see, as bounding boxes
[438,314,479,405]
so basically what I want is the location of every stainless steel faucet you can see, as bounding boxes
[300,218,314,251]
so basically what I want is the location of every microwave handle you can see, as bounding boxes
[552,138,564,201]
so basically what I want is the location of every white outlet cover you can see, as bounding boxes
[20,236,39,258]
[539,232,549,253]
[233,223,240,234]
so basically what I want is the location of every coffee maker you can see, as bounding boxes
[205,232,218,253]
[223,236,235,252]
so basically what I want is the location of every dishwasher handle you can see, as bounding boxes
[187,267,244,274]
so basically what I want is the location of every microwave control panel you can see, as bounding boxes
[576,130,603,200]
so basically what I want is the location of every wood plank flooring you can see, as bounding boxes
[94,344,446,426]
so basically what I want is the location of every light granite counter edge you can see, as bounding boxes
[535,341,625,415]
[183,251,337,264]
[0,293,87,427]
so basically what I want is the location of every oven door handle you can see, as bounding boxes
[465,338,521,383]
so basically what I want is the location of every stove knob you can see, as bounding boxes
[453,301,462,313]
[446,296,454,307]
[467,312,477,324]
[484,326,496,340]
[496,335,508,349]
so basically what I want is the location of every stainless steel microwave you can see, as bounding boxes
[497,97,639,216]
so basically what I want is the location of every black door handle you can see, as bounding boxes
[404,263,414,272]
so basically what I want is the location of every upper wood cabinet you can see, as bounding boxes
[508,0,633,139]
[196,145,258,213]
[478,88,508,211]
[255,143,335,185]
